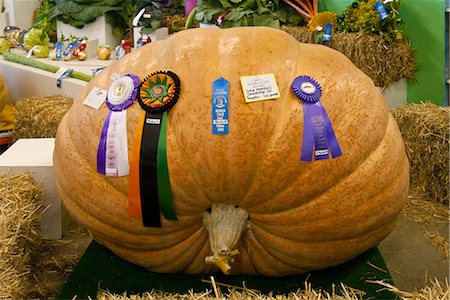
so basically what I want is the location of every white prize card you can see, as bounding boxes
[83,87,107,110]
[240,73,281,103]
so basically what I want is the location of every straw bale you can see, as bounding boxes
[26,226,91,299]
[97,281,364,300]
[98,278,450,300]
[391,103,449,205]
[425,230,449,261]
[281,26,416,88]
[11,95,72,141]
[371,278,450,300]
[0,173,42,299]
[402,190,449,225]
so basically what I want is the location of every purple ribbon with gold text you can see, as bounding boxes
[292,75,342,162]
[97,73,140,176]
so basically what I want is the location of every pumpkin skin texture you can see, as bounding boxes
[53,27,409,277]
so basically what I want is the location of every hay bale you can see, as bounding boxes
[391,103,449,205]
[98,279,450,300]
[281,26,416,88]
[402,191,449,225]
[0,173,42,299]
[11,96,72,141]
[373,278,450,300]
[97,281,365,300]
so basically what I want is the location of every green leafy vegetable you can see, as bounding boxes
[0,38,9,54]
[33,45,50,58]
[195,0,302,28]
[23,28,50,51]
[46,0,136,38]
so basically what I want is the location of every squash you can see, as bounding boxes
[53,27,409,276]
[0,74,7,114]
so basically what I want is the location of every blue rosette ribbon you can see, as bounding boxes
[292,75,342,162]
[97,73,140,176]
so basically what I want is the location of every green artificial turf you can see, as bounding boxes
[58,241,396,299]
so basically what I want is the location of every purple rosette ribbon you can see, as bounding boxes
[292,75,342,162]
[97,73,140,176]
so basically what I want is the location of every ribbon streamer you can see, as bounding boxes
[129,71,180,227]
[96,73,139,176]
[292,75,342,162]
[56,69,73,88]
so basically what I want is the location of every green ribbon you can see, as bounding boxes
[156,111,177,220]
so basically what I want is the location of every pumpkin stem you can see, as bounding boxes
[203,203,249,275]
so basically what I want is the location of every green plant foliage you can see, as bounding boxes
[136,0,185,34]
[337,0,404,42]
[194,0,303,28]
[46,0,137,38]
[33,0,57,41]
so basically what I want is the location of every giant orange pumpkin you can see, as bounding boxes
[53,27,409,276]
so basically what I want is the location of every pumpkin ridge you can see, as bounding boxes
[94,226,209,273]
[249,224,316,270]
[250,163,407,244]
[246,229,308,276]
[239,42,302,208]
[59,182,203,250]
[240,105,295,207]
[168,113,213,209]
[248,109,391,215]
[250,218,395,271]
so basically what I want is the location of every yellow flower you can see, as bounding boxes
[307,11,337,32]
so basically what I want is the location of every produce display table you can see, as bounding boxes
[0,49,111,103]
[58,241,396,299]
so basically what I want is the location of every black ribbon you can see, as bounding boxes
[139,112,163,227]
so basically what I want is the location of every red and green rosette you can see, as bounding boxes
[129,71,180,227]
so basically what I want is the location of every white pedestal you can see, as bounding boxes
[133,27,169,48]
[0,11,10,29]
[57,15,120,47]
[199,23,219,28]
[380,79,408,109]
[4,0,40,29]
[0,138,69,239]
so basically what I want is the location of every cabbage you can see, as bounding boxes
[0,38,9,53]
[23,28,50,52]
[33,45,50,58]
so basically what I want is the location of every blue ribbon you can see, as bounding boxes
[375,1,389,20]
[212,77,229,134]
[292,75,342,162]
[56,69,73,88]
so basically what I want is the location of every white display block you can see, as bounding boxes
[380,79,408,109]
[0,11,10,30]
[4,0,40,29]
[199,23,219,28]
[57,15,120,47]
[0,138,69,239]
[133,27,169,48]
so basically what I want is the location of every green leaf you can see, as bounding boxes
[218,0,234,9]
[224,8,247,21]
[272,8,287,22]
[151,19,162,30]
[239,15,248,26]
[252,14,279,27]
